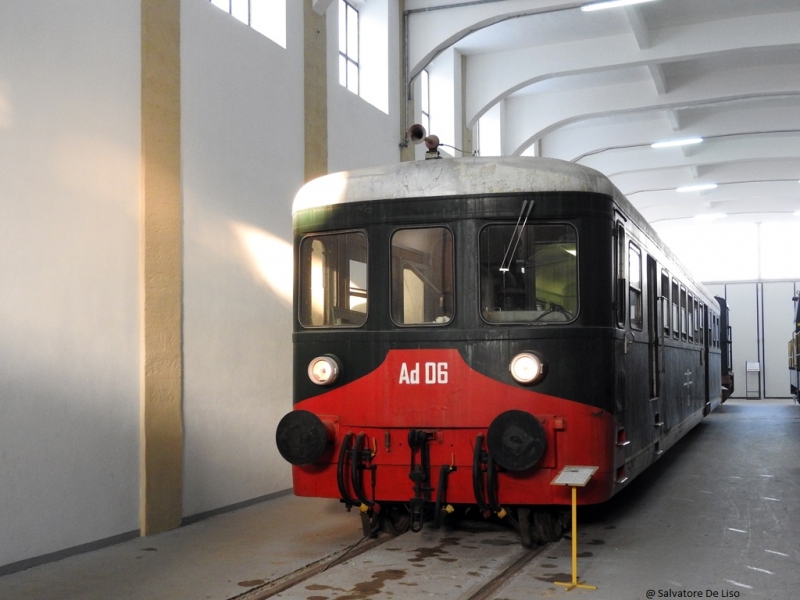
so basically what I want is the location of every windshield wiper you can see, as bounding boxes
[499,200,534,273]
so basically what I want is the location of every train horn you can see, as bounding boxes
[424,134,440,151]
[407,124,427,145]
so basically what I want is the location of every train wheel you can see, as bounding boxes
[532,510,564,544]
[380,504,411,536]
[517,508,533,548]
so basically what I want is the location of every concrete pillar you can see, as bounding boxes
[305,0,328,181]
[460,53,474,156]
[140,0,183,535]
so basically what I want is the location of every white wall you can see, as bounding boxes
[763,281,797,398]
[0,0,406,573]
[0,1,141,568]
[656,221,800,283]
[327,0,401,172]
[181,0,303,517]
[706,280,799,399]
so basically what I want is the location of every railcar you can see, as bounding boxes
[716,296,734,402]
[276,157,725,545]
[789,295,799,401]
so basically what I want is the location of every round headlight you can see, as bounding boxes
[308,355,341,386]
[509,352,546,385]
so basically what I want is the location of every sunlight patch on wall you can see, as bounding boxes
[232,221,293,307]
[0,85,12,128]
[53,132,139,214]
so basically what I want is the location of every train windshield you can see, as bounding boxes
[298,231,368,327]
[391,227,454,326]
[480,223,577,323]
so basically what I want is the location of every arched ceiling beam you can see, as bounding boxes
[612,159,800,196]
[503,62,800,156]
[406,0,584,84]
[541,99,800,162]
[624,5,651,50]
[578,133,800,177]
[637,180,800,224]
[464,10,800,127]
[633,179,800,205]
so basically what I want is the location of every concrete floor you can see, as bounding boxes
[502,398,800,598]
[1,399,798,600]
[0,495,364,600]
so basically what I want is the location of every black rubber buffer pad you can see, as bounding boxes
[487,409,547,471]
[276,410,329,466]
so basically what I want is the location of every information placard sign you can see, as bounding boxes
[551,466,598,487]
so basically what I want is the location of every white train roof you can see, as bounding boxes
[292,157,628,215]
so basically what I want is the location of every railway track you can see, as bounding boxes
[229,520,550,600]
[230,533,393,600]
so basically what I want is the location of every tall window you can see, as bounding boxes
[661,270,670,334]
[628,243,643,330]
[420,69,431,134]
[671,279,679,338]
[339,0,359,94]
[680,286,687,340]
[209,0,286,48]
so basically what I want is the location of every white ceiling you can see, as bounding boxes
[406,0,800,227]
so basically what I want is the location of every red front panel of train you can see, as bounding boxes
[292,348,618,507]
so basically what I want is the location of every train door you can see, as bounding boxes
[646,255,660,398]
[612,217,627,417]
[703,303,710,409]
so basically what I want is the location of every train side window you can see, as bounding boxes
[687,293,694,342]
[693,298,700,344]
[715,315,720,348]
[391,227,454,326]
[698,303,704,345]
[680,286,687,341]
[710,315,716,348]
[628,243,643,330]
[480,222,578,324]
[671,279,679,339]
[707,311,713,347]
[661,270,670,334]
[299,231,368,327]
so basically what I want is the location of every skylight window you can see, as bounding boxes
[339,0,360,95]
[209,0,286,49]
[420,69,430,135]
